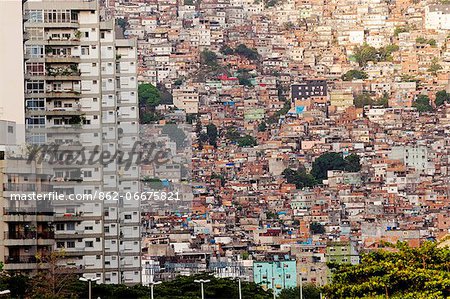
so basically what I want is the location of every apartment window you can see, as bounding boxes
[84,32,89,38]
[81,46,90,56]
[67,241,75,248]
[26,45,44,58]
[56,242,65,248]
[28,27,43,40]
[56,223,64,231]
[84,170,92,177]
[27,134,45,144]
[26,80,44,93]
[101,32,105,39]
[44,10,69,23]
[26,98,45,110]
[85,226,93,230]
[104,226,110,233]
[26,116,45,128]
[53,118,64,126]
[26,62,45,76]
[27,10,43,23]
[85,241,94,247]
[66,223,75,231]
[54,100,62,108]
[124,215,131,220]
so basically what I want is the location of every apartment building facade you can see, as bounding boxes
[22,0,141,284]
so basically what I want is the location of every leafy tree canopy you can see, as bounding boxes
[138,83,161,108]
[235,44,260,60]
[436,90,450,107]
[282,167,317,189]
[342,70,368,81]
[278,284,322,299]
[237,135,257,147]
[323,241,450,299]
[413,95,433,112]
[311,152,361,181]
[201,50,219,68]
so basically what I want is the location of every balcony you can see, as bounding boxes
[26,107,82,116]
[45,66,81,80]
[3,255,51,271]
[3,183,44,192]
[4,231,54,246]
[4,255,37,264]
[2,208,54,222]
[41,21,80,29]
[45,90,81,98]
[45,56,81,63]
[5,231,55,240]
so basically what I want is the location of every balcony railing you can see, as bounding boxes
[5,231,55,240]
[4,255,37,264]
[3,208,54,216]
[3,183,53,192]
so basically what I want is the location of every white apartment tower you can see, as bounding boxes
[23,0,141,284]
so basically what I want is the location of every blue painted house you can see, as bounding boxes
[253,256,297,295]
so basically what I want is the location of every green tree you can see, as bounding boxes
[152,274,272,299]
[394,26,409,36]
[138,83,161,108]
[413,95,433,112]
[311,152,349,181]
[258,122,267,132]
[220,45,234,55]
[323,241,450,299]
[416,37,427,44]
[235,44,259,60]
[278,284,321,299]
[353,44,378,67]
[239,77,252,87]
[436,90,449,107]
[201,50,219,68]
[206,123,218,146]
[310,222,325,234]
[117,18,128,32]
[282,168,317,189]
[344,153,361,172]
[225,127,241,141]
[141,112,162,123]
[379,44,399,61]
[428,58,443,75]
[29,251,80,299]
[342,70,368,81]
[354,93,373,108]
[237,135,257,147]
[0,273,30,299]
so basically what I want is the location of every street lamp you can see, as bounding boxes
[299,272,303,299]
[194,279,210,299]
[238,278,242,299]
[0,290,10,296]
[148,281,162,299]
[79,276,100,299]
